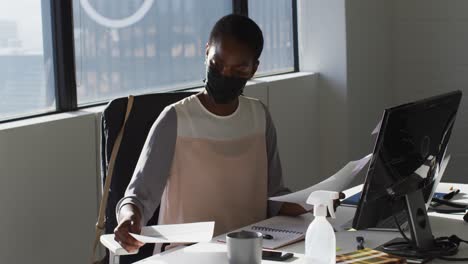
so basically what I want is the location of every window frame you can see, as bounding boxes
[0,0,299,124]
[51,0,78,112]
[0,0,77,124]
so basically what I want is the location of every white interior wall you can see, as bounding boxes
[244,79,269,105]
[298,0,390,184]
[263,73,319,191]
[345,0,394,184]
[298,0,349,181]
[392,0,468,183]
[299,0,468,184]
[0,113,99,264]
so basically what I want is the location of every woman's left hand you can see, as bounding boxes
[278,192,346,217]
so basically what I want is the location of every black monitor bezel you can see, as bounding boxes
[352,91,462,230]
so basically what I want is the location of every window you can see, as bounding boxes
[0,0,298,122]
[0,0,56,121]
[249,0,295,75]
[73,0,232,105]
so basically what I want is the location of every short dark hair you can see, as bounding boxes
[208,14,264,60]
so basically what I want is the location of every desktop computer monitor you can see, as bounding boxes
[352,91,462,257]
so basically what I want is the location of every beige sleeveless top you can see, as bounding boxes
[118,94,289,239]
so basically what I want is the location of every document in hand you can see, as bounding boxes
[269,154,372,209]
[130,222,215,243]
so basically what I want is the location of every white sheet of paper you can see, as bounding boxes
[426,155,451,207]
[372,119,382,135]
[439,154,451,181]
[130,222,215,244]
[269,154,372,209]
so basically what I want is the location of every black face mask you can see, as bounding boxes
[204,66,248,104]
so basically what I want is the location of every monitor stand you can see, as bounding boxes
[405,189,436,250]
[379,189,440,259]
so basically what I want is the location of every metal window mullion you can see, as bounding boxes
[50,0,78,112]
[233,0,248,16]
[292,0,299,72]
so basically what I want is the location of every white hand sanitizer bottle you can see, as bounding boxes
[305,190,339,264]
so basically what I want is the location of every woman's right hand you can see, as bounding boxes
[114,204,145,252]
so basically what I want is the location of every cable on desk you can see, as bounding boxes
[381,199,468,261]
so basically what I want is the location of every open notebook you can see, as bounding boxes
[218,215,311,249]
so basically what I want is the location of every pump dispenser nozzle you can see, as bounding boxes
[306,191,339,218]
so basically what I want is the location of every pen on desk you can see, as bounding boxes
[244,230,273,240]
[443,189,460,200]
